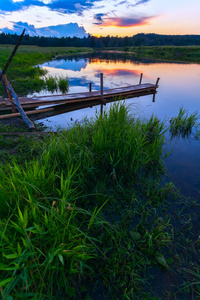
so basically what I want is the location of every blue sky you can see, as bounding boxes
[0,0,199,37]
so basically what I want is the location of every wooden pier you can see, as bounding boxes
[0,31,160,129]
[0,78,159,109]
[0,72,160,128]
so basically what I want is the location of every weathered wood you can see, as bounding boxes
[0,80,158,122]
[0,29,25,81]
[152,78,160,102]
[155,77,160,88]
[28,90,157,122]
[0,83,157,111]
[139,73,143,85]
[0,131,56,136]
[6,82,35,129]
[2,74,17,112]
[100,103,103,115]
[0,107,54,120]
[100,73,103,101]
[89,82,92,92]
[1,72,8,98]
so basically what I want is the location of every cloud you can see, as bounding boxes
[98,16,153,28]
[0,21,88,38]
[113,0,150,8]
[93,13,106,25]
[0,0,102,14]
[0,0,46,12]
[134,0,150,5]
[48,0,103,14]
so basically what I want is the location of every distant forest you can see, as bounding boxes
[0,32,200,47]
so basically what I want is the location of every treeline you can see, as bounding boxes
[0,32,200,47]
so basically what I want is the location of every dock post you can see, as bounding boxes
[152,77,160,102]
[139,73,143,85]
[100,72,103,115]
[100,73,103,100]
[89,82,92,92]
[2,74,17,113]
[100,103,103,115]
[155,77,160,88]
[0,69,8,98]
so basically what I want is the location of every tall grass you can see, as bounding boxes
[169,106,199,139]
[0,103,175,299]
[58,76,69,93]
[0,45,93,96]
[44,76,69,93]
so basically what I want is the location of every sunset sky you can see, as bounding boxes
[0,0,199,37]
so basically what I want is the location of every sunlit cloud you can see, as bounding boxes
[0,20,88,37]
[98,16,154,28]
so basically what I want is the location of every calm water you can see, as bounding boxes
[34,54,200,199]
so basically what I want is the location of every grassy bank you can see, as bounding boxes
[128,46,200,63]
[105,46,200,63]
[0,103,200,299]
[0,45,94,96]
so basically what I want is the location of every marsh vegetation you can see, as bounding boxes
[124,45,200,63]
[0,103,200,299]
[0,39,200,298]
[0,45,94,96]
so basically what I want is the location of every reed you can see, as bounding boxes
[169,106,199,138]
[0,103,178,299]
[58,76,69,93]
[45,76,58,92]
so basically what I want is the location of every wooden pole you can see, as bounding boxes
[100,73,103,100]
[155,77,160,88]
[0,107,54,120]
[6,81,35,129]
[0,29,25,81]
[100,73,103,115]
[0,69,8,98]
[139,73,143,85]
[89,82,92,92]
[152,77,160,102]
[100,103,103,115]
[2,74,17,112]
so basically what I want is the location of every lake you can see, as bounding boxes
[34,53,200,199]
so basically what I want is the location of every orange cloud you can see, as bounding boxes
[100,16,153,28]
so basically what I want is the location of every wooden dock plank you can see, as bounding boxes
[0,83,157,111]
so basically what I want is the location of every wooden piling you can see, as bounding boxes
[89,82,92,92]
[2,74,17,112]
[100,73,104,115]
[152,77,160,102]
[155,77,160,88]
[6,81,35,129]
[0,29,25,82]
[100,73,103,100]
[139,73,143,85]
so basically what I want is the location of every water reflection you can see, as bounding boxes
[43,58,88,72]
[34,53,200,199]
